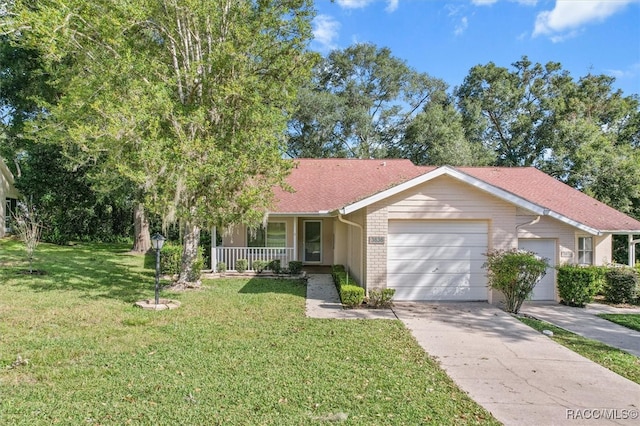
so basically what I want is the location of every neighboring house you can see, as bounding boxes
[0,158,20,238]
[214,159,640,303]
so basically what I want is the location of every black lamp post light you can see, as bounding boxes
[151,233,165,304]
[134,233,181,311]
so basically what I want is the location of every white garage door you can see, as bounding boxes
[387,221,488,301]
[518,239,556,301]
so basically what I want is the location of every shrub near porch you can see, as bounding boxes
[0,239,497,425]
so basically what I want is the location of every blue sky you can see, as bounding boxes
[311,0,640,96]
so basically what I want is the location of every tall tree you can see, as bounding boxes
[0,30,138,246]
[7,0,316,285]
[538,73,640,217]
[456,57,640,215]
[14,143,132,244]
[456,56,566,167]
[389,90,492,166]
[456,57,640,262]
[288,43,446,159]
[0,37,54,176]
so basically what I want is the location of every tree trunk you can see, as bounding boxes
[177,221,201,287]
[131,202,150,253]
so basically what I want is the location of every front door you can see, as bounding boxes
[304,220,322,262]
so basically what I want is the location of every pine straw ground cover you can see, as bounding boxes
[0,239,497,425]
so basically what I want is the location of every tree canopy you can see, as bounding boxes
[6,0,316,283]
[288,43,447,159]
[3,5,639,267]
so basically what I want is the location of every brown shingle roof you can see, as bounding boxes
[458,167,640,232]
[272,159,640,232]
[273,158,429,213]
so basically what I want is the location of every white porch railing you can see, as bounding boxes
[214,247,295,272]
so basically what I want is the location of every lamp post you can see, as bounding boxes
[151,233,166,305]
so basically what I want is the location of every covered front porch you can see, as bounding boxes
[211,215,343,272]
[214,247,296,272]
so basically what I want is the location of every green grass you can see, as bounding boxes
[0,239,497,425]
[597,314,640,332]
[517,316,640,384]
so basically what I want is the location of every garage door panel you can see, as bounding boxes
[390,280,488,301]
[387,271,484,287]
[389,221,488,234]
[388,246,485,261]
[387,259,486,275]
[388,234,487,247]
[387,220,488,301]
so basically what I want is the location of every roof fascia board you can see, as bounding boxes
[267,212,334,218]
[339,165,602,235]
[546,211,600,235]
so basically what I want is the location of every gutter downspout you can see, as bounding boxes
[337,213,365,292]
[515,215,542,234]
[515,209,550,235]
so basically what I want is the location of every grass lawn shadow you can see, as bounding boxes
[238,276,307,297]
[1,240,160,303]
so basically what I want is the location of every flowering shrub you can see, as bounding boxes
[483,248,549,314]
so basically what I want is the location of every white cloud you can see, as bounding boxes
[605,62,640,80]
[471,0,498,5]
[445,3,464,16]
[533,0,638,39]
[385,0,399,12]
[472,0,538,5]
[336,0,400,12]
[336,0,375,9]
[313,15,341,51]
[455,16,469,36]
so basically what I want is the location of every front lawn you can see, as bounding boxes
[0,239,497,425]
[598,314,640,332]
[517,317,640,384]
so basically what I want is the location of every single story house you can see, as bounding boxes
[0,158,19,238]
[213,159,640,303]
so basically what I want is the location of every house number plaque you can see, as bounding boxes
[368,236,385,245]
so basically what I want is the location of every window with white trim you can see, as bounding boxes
[248,223,286,248]
[578,237,593,265]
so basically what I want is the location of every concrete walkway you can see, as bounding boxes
[305,274,396,319]
[306,275,640,425]
[521,302,640,357]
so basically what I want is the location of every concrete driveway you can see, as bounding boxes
[393,302,640,426]
[521,301,640,357]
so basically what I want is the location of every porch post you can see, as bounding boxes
[293,218,298,261]
[630,234,637,267]
[212,226,217,272]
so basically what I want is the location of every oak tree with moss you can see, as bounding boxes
[6,0,316,286]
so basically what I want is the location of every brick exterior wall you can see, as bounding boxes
[365,202,389,292]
